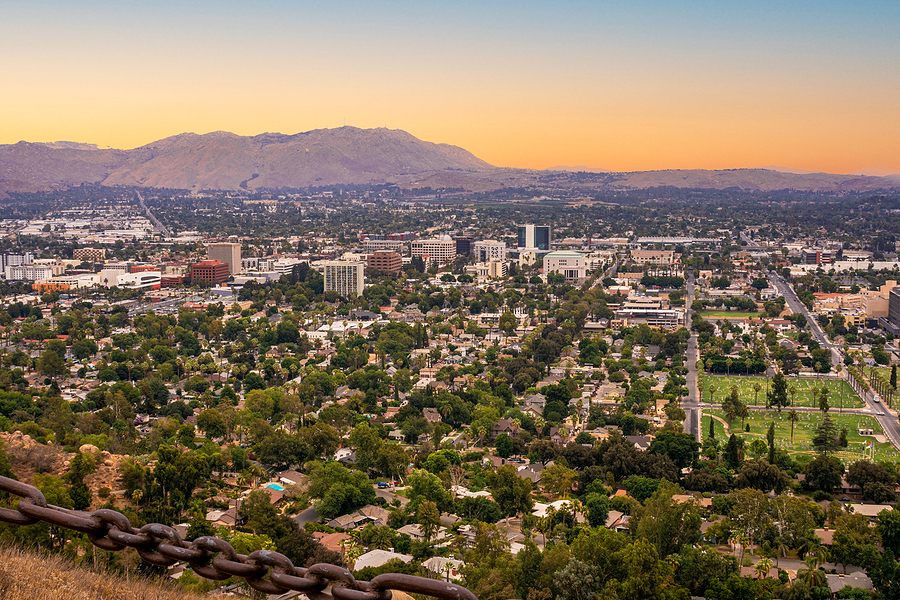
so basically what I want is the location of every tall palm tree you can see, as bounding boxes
[753,382,761,407]
[788,410,799,442]
[789,385,797,408]
[739,403,749,430]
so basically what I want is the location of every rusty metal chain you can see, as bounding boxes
[0,475,476,600]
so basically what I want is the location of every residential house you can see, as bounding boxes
[826,573,873,596]
[326,505,391,529]
[354,549,414,571]
[397,523,448,542]
[491,418,515,441]
[422,556,464,581]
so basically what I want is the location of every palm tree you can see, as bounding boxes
[753,382,761,407]
[708,384,716,404]
[739,403,749,430]
[788,410,799,442]
[798,553,828,587]
[755,557,774,580]
[789,385,797,408]
[724,399,738,426]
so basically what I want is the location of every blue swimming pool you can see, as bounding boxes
[264,483,285,491]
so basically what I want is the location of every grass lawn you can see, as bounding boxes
[702,375,864,409]
[702,408,900,464]
[699,311,759,319]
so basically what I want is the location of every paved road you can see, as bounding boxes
[764,262,900,450]
[768,272,840,365]
[136,190,171,237]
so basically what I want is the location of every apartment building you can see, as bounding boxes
[324,261,365,298]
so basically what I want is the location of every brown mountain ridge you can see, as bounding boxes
[0,127,492,193]
[1,126,898,194]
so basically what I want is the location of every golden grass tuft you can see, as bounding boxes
[0,545,230,600]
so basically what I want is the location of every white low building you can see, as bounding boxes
[544,250,586,283]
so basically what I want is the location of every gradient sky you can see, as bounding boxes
[3,0,900,174]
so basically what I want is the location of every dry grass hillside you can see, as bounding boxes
[0,545,230,600]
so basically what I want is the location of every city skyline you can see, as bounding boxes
[3,0,899,175]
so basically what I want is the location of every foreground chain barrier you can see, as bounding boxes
[0,476,477,600]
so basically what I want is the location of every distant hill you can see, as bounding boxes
[1,128,898,194]
[0,127,492,193]
[603,168,900,192]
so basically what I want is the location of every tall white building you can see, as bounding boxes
[411,237,456,264]
[324,261,365,298]
[473,240,507,262]
[517,225,551,251]
[209,243,242,275]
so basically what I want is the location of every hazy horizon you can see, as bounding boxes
[3,1,899,175]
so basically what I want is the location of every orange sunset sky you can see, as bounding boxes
[2,1,899,175]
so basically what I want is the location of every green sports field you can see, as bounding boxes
[701,375,864,410]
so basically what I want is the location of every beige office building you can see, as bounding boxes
[209,243,242,275]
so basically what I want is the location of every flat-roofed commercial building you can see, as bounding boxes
[544,250,586,283]
[411,238,456,264]
[630,250,676,265]
[209,243,242,275]
[324,261,365,298]
[5,264,53,281]
[473,240,506,262]
[615,296,684,329]
[367,251,402,275]
[73,248,106,262]
[190,260,230,285]
[364,239,404,253]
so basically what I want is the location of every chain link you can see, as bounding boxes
[0,475,477,600]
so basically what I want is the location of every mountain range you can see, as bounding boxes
[1,127,898,195]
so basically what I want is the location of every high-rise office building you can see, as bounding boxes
[454,235,474,256]
[324,261,365,298]
[208,243,242,275]
[517,225,551,251]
